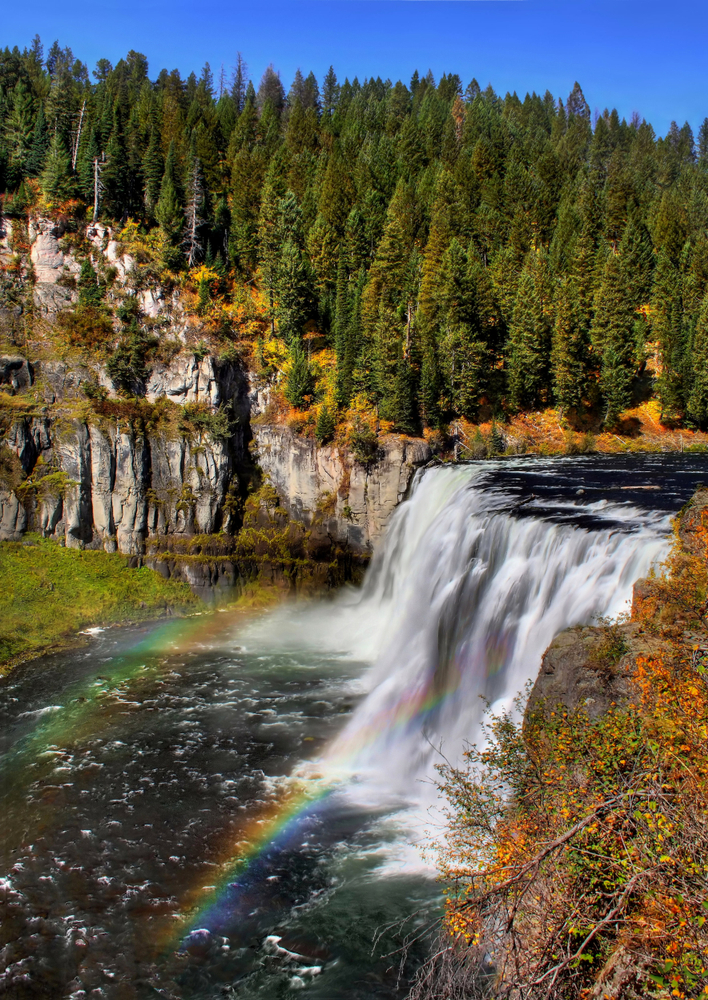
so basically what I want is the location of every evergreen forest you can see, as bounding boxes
[2,36,708,433]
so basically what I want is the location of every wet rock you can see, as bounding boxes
[183,928,213,957]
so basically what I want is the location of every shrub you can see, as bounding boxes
[57,305,114,351]
[105,330,157,395]
[178,401,234,440]
[348,419,379,465]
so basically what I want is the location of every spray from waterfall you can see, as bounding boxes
[174,463,671,943]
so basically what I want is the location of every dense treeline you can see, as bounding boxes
[2,36,708,430]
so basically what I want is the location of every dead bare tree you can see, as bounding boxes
[183,155,205,268]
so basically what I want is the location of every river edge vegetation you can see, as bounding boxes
[414,491,708,1000]
[2,40,708,444]
[0,534,200,673]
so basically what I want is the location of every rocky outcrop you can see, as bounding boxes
[29,217,80,284]
[251,424,431,553]
[2,415,239,553]
[86,222,135,285]
[524,623,669,725]
[146,352,223,408]
[0,355,32,393]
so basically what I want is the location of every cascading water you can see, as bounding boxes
[1,454,706,1000]
[317,463,670,800]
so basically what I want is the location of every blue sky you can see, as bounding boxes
[4,0,706,136]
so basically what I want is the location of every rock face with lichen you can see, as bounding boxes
[524,623,669,727]
[0,215,432,592]
[251,423,431,554]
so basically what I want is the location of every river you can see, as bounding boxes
[1,453,707,999]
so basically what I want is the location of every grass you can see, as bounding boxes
[0,535,200,673]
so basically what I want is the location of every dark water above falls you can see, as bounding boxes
[2,454,707,999]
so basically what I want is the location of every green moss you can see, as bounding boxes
[0,535,200,672]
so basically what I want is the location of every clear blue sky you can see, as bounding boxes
[4,0,707,136]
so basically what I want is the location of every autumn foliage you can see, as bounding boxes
[416,492,708,1000]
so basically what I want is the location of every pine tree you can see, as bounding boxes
[101,107,129,219]
[40,134,74,203]
[419,332,443,427]
[231,53,248,112]
[687,291,708,427]
[591,251,637,426]
[142,122,164,217]
[5,81,36,184]
[315,404,336,444]
[552,276,587,417]
[26,101,49,177]
[78,258,103,307]
[506,251,553,411]
[276,237,310,342]
[322,66,339,117]
[652,247,687,420]
[392,350,418,434]
[284,342,314,408]
[155,141,183,240]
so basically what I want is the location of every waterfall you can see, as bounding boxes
[317,463,671,801]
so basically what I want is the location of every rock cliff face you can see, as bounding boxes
[0,412,240,554]
[251,424,431,553]
[524,623,668,726]
[0,214,433,590]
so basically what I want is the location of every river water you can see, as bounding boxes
[1,454,707,999]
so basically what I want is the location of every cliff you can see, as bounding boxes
[0,215,431,594]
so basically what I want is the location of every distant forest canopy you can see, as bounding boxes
[2,36,708,432]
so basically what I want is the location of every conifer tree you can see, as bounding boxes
[652,247,687,420]
[322,67,339,117]
[392,349,418,434]
[506,251,553,411]
[552,276,587,417]
[142,123,164,217]
[5,81,35,184]
[284,341,314,408]
[40,134,74,203]
[101,107,129,218]
[315,403,336,444]
[26,101,49,177]
[155,141,183,240]
[419,333,443,427]
[591,251,637,426]
[276,237,310,342]
[687,291,708,427]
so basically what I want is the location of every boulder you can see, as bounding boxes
[0,355,32,394]
[525,623,669,727]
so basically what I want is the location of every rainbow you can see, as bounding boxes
[1,603,465,955]
[1,610,243,792]
[167,660,461,950]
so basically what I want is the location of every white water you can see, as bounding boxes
[242,463,670,814]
